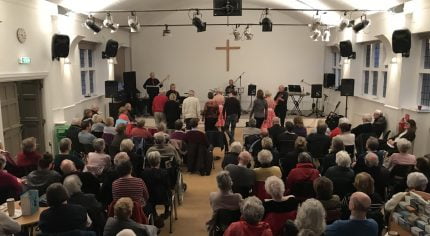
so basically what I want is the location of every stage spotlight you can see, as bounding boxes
[85,15,101,34]
[103,13,119,33]
[338,19,349,31]
[128,12,140,33]
[163,25,171,37]
[261,17,272,32]
[310,29,321,41]
[233,26,241,41]
[353,16,370,33]
[244,25,253,40]
[322,29,331,42]
[192,16,206,32]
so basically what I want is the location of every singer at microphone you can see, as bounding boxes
[225,79,236,95]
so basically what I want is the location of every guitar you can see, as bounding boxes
[159,75,170,86]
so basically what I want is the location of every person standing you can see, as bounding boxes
[225,79,236,95]
[250,90,268,129]
[143,72,163,115]
[152,91,168,126]
[202,92,219,131]
[164,93,181,129]
[274,85,288,127]
[182,90,201,130]
[166,83,180,100]
[261,91,276,130]
[223,91,241,143]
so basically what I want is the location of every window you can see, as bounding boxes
[364,71,369,94]
[372,71,378,96]
[420,38,430,107]
[79,43,96,96]
[365,45,371,68]
[421,74,430,106]
[363,42,386,97]
[332,52,342,87]
[374,43,380,68]
[382,72,388,98]
[424,39,430,69]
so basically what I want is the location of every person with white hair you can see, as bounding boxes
[146,132,181,165]
[372,109,387,138]
[351,113,374,137]
[254,150,282,181]
[225,151,256,198]
[384,138,416,170]
[222,142,243,169]
[329,117,350,138]
[324,151,355,199]
[0,210,21,235]
[284,198,326,236]
[224,196,272,235]
[182,90,201,130]
[243,118,261,138]
[85,138,111,176]
[66,117,83,153]
[152,90,168,126]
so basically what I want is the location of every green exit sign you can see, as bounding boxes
[18,57,31,64]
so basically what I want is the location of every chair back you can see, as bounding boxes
[355,133,374,155]
[244,134,261,151]
[206,131,227,150]
[278,140,295,154]
[264,211,297,236]
[325,208,341,224]
[102,133,115,147]
[132,136,146,156]
[254,181,271,201]
[107,199,148,224]
[344,145,355,160]
[389,164,415,195]
[211,209,241,236]
[290,181,315,202]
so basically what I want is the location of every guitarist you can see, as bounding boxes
[143,72,166,115]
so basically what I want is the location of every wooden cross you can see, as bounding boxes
[215,39,240,71]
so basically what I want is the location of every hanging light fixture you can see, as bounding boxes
[128,12,140,33]
[244,25,253,40]
[310,29,321,41]
[309,16,321,31]
[163,25,171,37]
[233,25,241,41]
[338,18,349,31]
[322,29,331,42]
[192,10,206,32]
[85,15,101,34]
[103,13,119,33]
[353,15,371,33]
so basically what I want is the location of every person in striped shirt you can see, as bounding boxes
[112,160,149,206]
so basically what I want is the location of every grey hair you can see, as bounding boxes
[362,113,373,122]
[265,176,285,199]
[397,138,412,153]
[216,171,233,192]
[295,198,326,235]
[374,109,383,115]
[273,117,280,125]
[71,117,81,126]
[120,139,134,152]
[114,152,130,166]
[407,172,428,191]
[240,196,264,225]
[248,118,257,127]
[257,150,273,165]
[157,122,166,132]
[154,132,166,144]
[298,229,317,236]
[63,174,82,196]
[116,229,137,236]
[261,137,273,150]
[364,152,379,167]
[298,152,312,163]
[92,138,105,153]
[230,142,243,154]
[338,117,350,125]
[147,151,161,167]
[0,154,6,169]
[335,151,351,167]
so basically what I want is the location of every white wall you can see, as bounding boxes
[130,9,326,109]
[0,0,130,151]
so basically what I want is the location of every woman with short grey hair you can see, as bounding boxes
[120,138,142,177]
[258,149,273,165]
[294,198,326,235]
[224,196,272,235]
[253,150,282,197]
[85,138,111,176]
[222,142,243,169]
[63,174,83,196]
[385,138,416,170]
[324,151,355,199]
[147,151,161,168]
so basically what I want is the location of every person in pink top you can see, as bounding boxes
[214,90,226,129]
[261,91,276,130]
[385,138,417,170]
[152,91,168,126]
[118,107,130,122]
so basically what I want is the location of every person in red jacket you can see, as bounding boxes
[152,91,168,126]
[16,137,42,174]
[224,196,273,236]
[0,154,23,199]
[286,152,320,196]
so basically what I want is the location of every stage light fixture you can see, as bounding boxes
[85,15,101,34]
[310,29,321,41]
[128,12,141,33]
[353,16,370,33]
[338,19,349,31]
[233,25,241,41]
[322,29,331,42]
[163,25,171,37]
[103,13,119,33]
[261,17,272,32]
[192,14,206,32]
[309,18,321,31]
[244,25,253,40]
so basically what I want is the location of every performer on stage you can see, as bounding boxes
[225,79,235,95]
[143,72,163,115]
[274,85,288,127]
[166,83,180,100]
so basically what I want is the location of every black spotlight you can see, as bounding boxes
[353,18,370,33]
[261,17,272,32]
[192,17,206,32]
[85,16,101,34]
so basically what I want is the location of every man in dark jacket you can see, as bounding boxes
[225,151,256,198]
[268,117,285,146]
[65,118,83,154]
[25,153,61,196]
[223,91,241,143]
[307,122,331,159]
[372,110,387,138]
[276,121,298,153]
[352,113,374,137]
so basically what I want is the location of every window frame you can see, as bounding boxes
[332,51,342,88]
[419,38,430,107]
[79,43,97,97]
[362,42,387,99]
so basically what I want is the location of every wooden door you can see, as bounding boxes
[0,83,22,157]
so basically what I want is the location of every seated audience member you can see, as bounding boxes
[293,116,307,137]
[16,137,42,172]
[164,93,181,130]
[25,153,61,195]
[284,198,326,236]
[253,137,279,168]
[207,171,242,231]
[225,151,256,198]
[184,118,211,174]
[268,117,285,145]
[385,172,429,213]
[78,120,97,146]
[224,196,272,235]
[103,117,117,135]
[91,115,105,137]
[202,92,219,131]
[130,118,152,139]
[351,113,374,137]
[116,229,137,236]
[155,122,169,140]
[63,174,105,234]
[320,137,345,175]
[110,124,127,157]
[90,104,99,115]
[0,154,22,201]
[99,152,130,207]
[384,138,416,170]
[66,118,83,153]
[39,183,90,234]
[307,122,331,160]
[147,132,181,165]
[254,150,282,181]
[170,120,186,141]
[103,197,157,236]
[276,121,298,153]
[280,137,307,177]
[0,211,20,235]
[60,160,100,197]
[82,109,94,123]
[116,107,130,126]
[337,123,355,148]
[353,137,385,173]
[353,173,383,205]
[313,177,341,215]
[416,156,430,192]
[359,152,390,199]
[222,141,242,169]
[263,176,298,235]
[324,151,355,199]
[112,160,149,206]
[386,119,417,153]
[325,192,378,236]
[120,139,141,177]
[372,110,387,138]
[286,152,320,195]
[54,138,84,173]
[85,138,111,177]
[243,118,261,138]
[184,118,209,146]
[141,151,171,219]
[125,103,134,122]
[329,117,350,138]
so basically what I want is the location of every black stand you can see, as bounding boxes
[306,97,325,118]
[345,96,349,118]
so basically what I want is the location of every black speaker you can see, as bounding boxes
[213,0,242,16]
[105,81,118,98]
[51,34,69,61]
[248,84,256,96]
[392,29,411,56]
[102,39,119,59]
[311,84,323,98]
[323,73,336,88]
[123,71,136,92]
[340,79,355,96]
[340,40,354,58]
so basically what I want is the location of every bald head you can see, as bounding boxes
[365,152,379,167]
[260,130,269,137]
[349,192,371,214]
[238,151,252,166]
[273,117,280,125]
[60,159,77,175]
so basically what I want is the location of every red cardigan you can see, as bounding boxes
[224,220,273,236]
[16,151,41,168]
[286,163,320,194]
[152,95,168,113]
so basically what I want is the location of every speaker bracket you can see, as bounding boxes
[402,52,410,58]
[348,52,356,59]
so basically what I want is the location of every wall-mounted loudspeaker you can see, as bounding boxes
[340,79,355,96]
[248,84,256,96]
[213,0,242,16]
[105,81,118,98]
[323,73,335,88]
[339,40,355,59]
[51,34,69,61]
[392,29,411,57]
[102,39,119,59]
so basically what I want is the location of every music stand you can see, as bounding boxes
[146,85,160,97]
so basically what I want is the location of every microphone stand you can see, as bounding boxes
[233,72,246,113]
